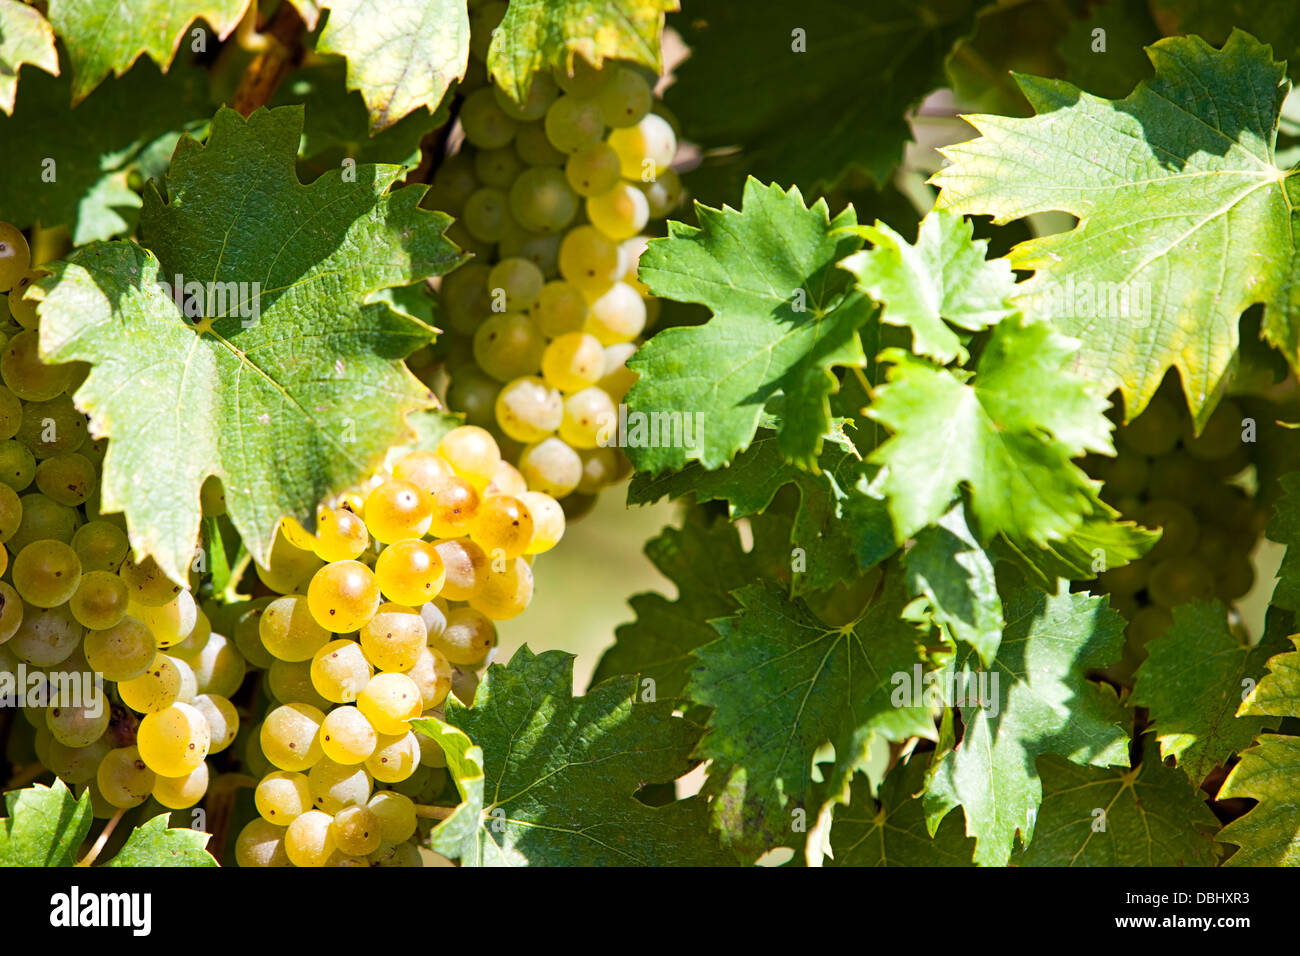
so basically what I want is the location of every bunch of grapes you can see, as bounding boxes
[232,425,565,867]
[0,221,232,817]
[1085,378,1271,681]
[418,21,684,508]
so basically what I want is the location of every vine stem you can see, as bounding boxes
[77,809,126,867]
[229,3,305,117]
[414,803,456,820]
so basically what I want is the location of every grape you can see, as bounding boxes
[499,228,562,276]
[16,395,88,458]
[446,367,500,429]
[426,475,481,538]
[119,554,183,607]
[607,113,677,180]
[10,493,78,551]
[597,341,639,401]
[494,71,558,121]
[1093,449,1149,500]
[407,645,453,710]
[1135,499,1198,562]
[0,440,35,492]
[0,386,21,439]
[1096,560,1148,596]
[1118,393,1183,456]
[363,480,432,544]
[495,376,564,442]
[179,632,245,698]
[269,658,331,710]
[544,94,605,154]
[45,735,111,786]
[97,746,155,808]
[587,183,650,240]
[332,804,383,857]
[72,520,129,573]
[473,311,546,382]
[285,810,336,868]
[559,386,618,449]
[439,261,492,336]
[542,332,605,393]
[366,731,420,783]
[1125,605,1173,650]
[356,672,423,735]
[312,507,370,563]
[597,66,653,127]
[475,145,524,189]
[319,705,378,765]
[232,599,276,670]
[256,770,314,824]
[554,57,609,97]
[374,539,445,607]
[469,556,534,622]
[585,281,647,344]
[1148,556,1216,608]
[236,819,290,867]
[418,730,448,768]
[257,531,326,594]
[438,425,502,490]
[310,638,373,704]
[279,515,316,552]
[260,702,326,772]
[508,166,580,234]
[1145,450,1210,508]
[360,606,428,672]
[637,167,684,218]
[67,570,128,630]
[488,257,545,312]
[131,589,198,648]
[431,537,488,600]
[308,757,373,813]
[35,453,96,506]
[514,120,567,165]
[533,280,589,337]
[137,701,210,776]
[433,606,499,664]
[1183,399,1244,460]
[191,693,239,753]
[47,702,110,749]
[13,539,81,607]
[0,483,19,541]
[425,152,479,216]
[1217,550,1255,601]
[519,437,583,497]
[518,491,565,554]
[84,617,154,681]
[486,460,529,498]
[471,494,535,559]
[577,446,621,494]
[0,222,32,292]
[564,142,622,197]
[559,225,626,295]
[9,270,44,329]
[9,603,81,666]
[463,187,514,242]
[153,761,209,809]
[461,87,518,148]
[307,560,381,632]
[419,597,448,640]
[368,791,418,844]
[392,450,455,497]
[2,330,73,401]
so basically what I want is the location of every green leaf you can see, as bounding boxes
[667,0,977,193]
[839,209,1017,365]
[925,588,1130,867]
[102,814,217,866]
[904,502,1002,666]
[0,780,91,867]
[0,0,58,115]
[1268,472,1300,614]
[1240,635,1300,719]
[1217,734,1300,866]
[1132,600,1282,785]
[37,106,461,582]
[1013,745,1220,867]
[869,315,1114,550]
[488,0,676,104]
[690,574,935,861]
[0,61,210,243]
[990,503,1159,592]
[932,30,1300,428]
[827,757,975,867]
[409,717,485,861]
[1151,0,1300,63]
[440,646,732,866]
[629,178,871,472]
[316,0,468,132]
[47,0,250,103]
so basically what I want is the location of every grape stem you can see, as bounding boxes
[77,808,126,867]
[230,2,305,117]
[414,803,457,820]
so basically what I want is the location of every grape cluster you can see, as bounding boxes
[0,221,230,816]
[1085,379,1269,681]
[232,425,564,867]
[419,27,683,507]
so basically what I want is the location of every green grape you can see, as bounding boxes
[596,65,652,127]
[200,475,227,516]
[584,281,646,344]
[268,658,332,710]
[514,120,567,165]
[0,482,21,541]
[84,617,154,681]
[493,71,558,121]
[261,594,332,661]
[1135,499,1199,562]
[2,330,74,401]
[461,87,518,148]
[360,605,428,672]
[508,166,580,234]
[0,439,35,491]
[431,538,488,601]
[472,311,546,382]
[69,569,129,629]
[418,729,448,768]
[470,494,535,560]
[554,57,609,98]
[446,365,500,430]
[439,261,492,336]
[597,341,638,401]
[47,702,110,749]
[308,757,373,814]
[131,589,198,648]
[469,556,533,622]
[425,150,479,216]
[34,452,95,506]
[0,222,32,292]
[331,805,383,857]
[445,220,495,260]
[285,809,336,868]
[533,280,588,337]
[637,167,683,218]
[256,769,314,824]
[119,554,183,607]
[310,638,374,704]
[495,375,564,442]
[0,385,22,439]
[438,424,502,490]
[1093,449,1149,501]
[1144,449,1211,508]
[463,187,514,243]
[260,702,326,772]
[420,596,448,639]
[1217,549,1255,601]
[542,332,605,392]
[307,560,381,632]
[474,145,524,189]
[564,142,622,197]
[13,539,81,607]
[319,705,378,765]
[498,228,562,277]
[368,791,418,844]
[232,598,276,670]
[577,445,621,494]
[488,257,545,312]
[1148,556,1216,607]
[518,436,583,498]
[366,731,420,783]
[558,225,626,295]
[180,632,246,698]
[407,645,453,710]
[72,520,129,573]
[96,745,155,808]
[607,113,677,180]
[152,761,209,809]
[559,386,618,449]
[1182,399,1244,460]
[1096,560,1148,597]
[242,722,273,779]
[191,693,239,753]
[119,652,193,713]
[519,490,565,554]
[235,818,290,868]
[1125,604,1173,651]
[257,530,327,595]
[10,492,78,552]
[544,94,605,154]
[45,735,111,786]
[374,539,445,608]
[586,183,650,240]
[432,606,499,664]
[8,271,44,328]
[356,672,422,735]
[137,700,210,776]
[1118,392,1184,456]
[8,603,81,666]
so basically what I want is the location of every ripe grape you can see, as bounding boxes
[597,66,653,127]
[433,606,498,664]
[544,95,605,154]
[191,693,239,752]
[564,142,622,197]
[285,810,336,868]
[307,560,381,632]
[471,494,535,559]
[586,183,650,240]
[438,425,502,491]
[363,480,433,543]
[487,257,545,312]
[84,617,154,681]
[518,437,583,497]
[359,606,428,672]
[469,557,534,622]
[461,87,518,149]
[508,166,580,234]
[332,804,383,856]
[96,745,155,808]
[319,705,378,765]
[366,731,420,783]
[607,113,677,180]
[0,222,32,292]
[559,225,625,295]
[236,819,290,868]
[260,702,326,772]
[310,638,374,704]
[495,376,564,442]
[374,539,445,607]
[431,537,488,600]
[472,311,546,382]
[13,539,81,607]
[153,762,209,809]
[308,757,373,813]
[426,476,481,538]
[585,281,647,344]
[356,672,422,735]
[533,280,588,337]
[368,791,418,844]
[137,700,210,776]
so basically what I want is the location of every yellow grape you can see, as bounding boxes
[285,810,336,868]
[426,475,481,538]
[310,638,374,704]
[365,731,420,783]
[373,538,446,607]
[471,495,535,559]
[152,761,210,810]
[235,819,290,868]
[485,460,529,498]
[356,672,423,736]
[308,758,373,813]
[542,332,606,392]
[260,702,326,772]
[69,570,130,630]
[313,506,370,562]
[469,557,534,622]
[118,555,183,607]
[332,805,383,857]
[307,560,381,632]
[519,491,565,554]
[255,770,313,824]
[391,450,456,496]
[368,791,417,844]
[83,617,154,682]
[260,594,331,662]
[407,645,453,710]
[431,607,498,665]
[118,652,187,714]
[559,386,618,449]
[431,538,488,601]
[96,746,156,809]
[280,515,317,551]
[360,606,428,672]
[319,705,378,764]
[364,480,433,543]
[137,701,210,776]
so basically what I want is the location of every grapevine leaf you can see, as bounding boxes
[839,209,1017,365]
[0,780,91,867]
[925,588,1130,868]
[904,502,1002,666]
[440,646,732,866]
[1269,472,1300,613]
[827,757,975,867]
[102,815,217,867]
[1013,746,1219,866]
[932,30,1300,429]
[410,717,485,861]
[629,178,871,472]
[990,504,1159,592]
[1151,0,1300,63]
[1240,635,1300,719]
[667,0,977,193]
[488,0,676,105]
[1132,600,1283,784]
[46,0,250,103]
[690,575,935,861]
[869,315,1114,551]
[316,0,468,132]
[0,0,58,115]
[36,106,461,583]
[1217,734,1300,866]
[0,61,210,243]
